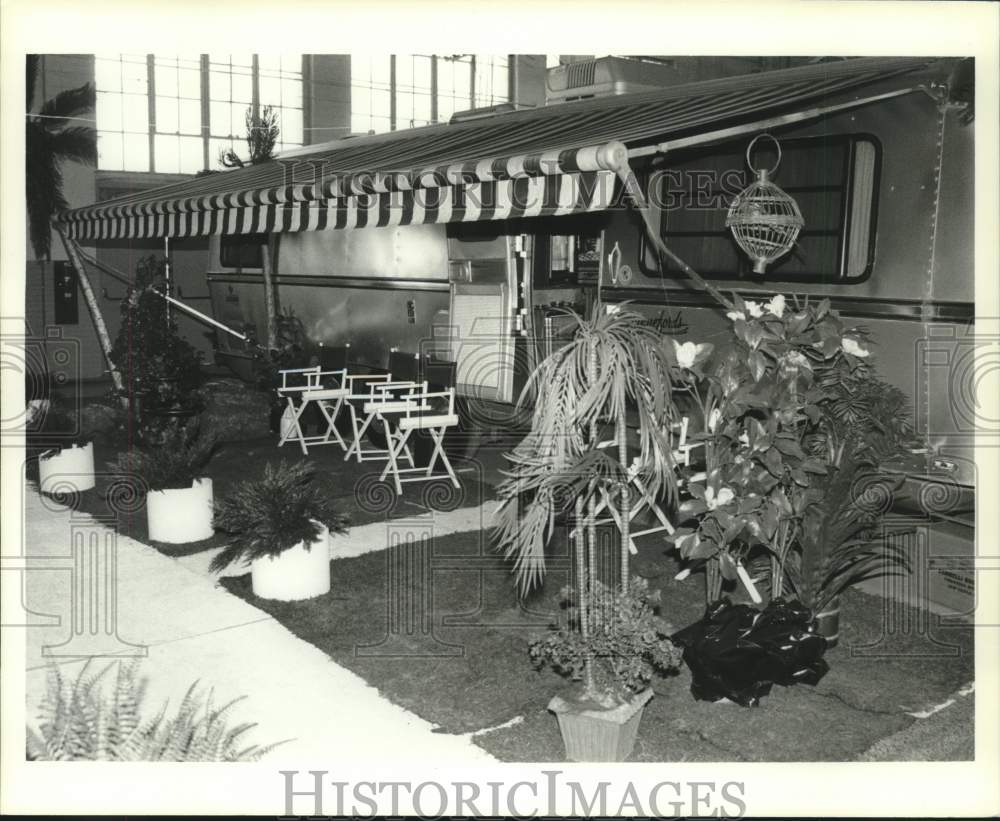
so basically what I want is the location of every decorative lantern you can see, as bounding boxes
[726,133,804,274]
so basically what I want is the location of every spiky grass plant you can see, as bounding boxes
[27,659,286,761]
[210,462,349,573]
[790,451,910,615]
[494,304,678,598]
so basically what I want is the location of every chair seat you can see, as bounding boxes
[363,400,430,415]
[398,413,458,431]
[303,387,349,401]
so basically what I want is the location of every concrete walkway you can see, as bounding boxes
[22,485,498,763]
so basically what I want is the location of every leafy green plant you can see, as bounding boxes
[27,660,285,761]
[109,255,204,410]
[529,577,683,705]
[210,462,349,573]
[667,294,866,601]
[108,425,218,492]
[668,293,914,610]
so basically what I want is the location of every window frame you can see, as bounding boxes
[95,53,304,175]
[349,53,511,135]
[638,132,883,285]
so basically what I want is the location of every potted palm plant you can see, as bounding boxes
[530,577,682,761]
[210,462,349,601]
[108,426,218,544]
[495,301,682,760]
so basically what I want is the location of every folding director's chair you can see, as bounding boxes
[379,387,460,495]
[342,375,424,463]
[276,365,350,455]
[573,416,705,555]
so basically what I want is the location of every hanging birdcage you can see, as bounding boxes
[726,133,804,274]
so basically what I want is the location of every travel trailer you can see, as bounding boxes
[56,56,976,610]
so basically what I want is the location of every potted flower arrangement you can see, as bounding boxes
[210,462,349,601]
[666,293,912,634]
[530,577,682,761]
[108,426,219,544]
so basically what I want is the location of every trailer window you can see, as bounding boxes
[640,135,880,283]
[220,233,268,269]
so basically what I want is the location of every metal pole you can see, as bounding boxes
[55,228,126,399]
[163,236,171,325]
[156,291,251,342]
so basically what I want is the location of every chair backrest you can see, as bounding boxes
[387,351,420,384]
[318,345,349,372]
[422,359,457,391]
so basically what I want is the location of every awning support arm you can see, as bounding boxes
[73,244,251,343]
[56,228,126,400]
[609,156,736,313]
[628,86,919,160]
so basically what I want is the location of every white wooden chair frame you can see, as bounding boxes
[276,366,350,455]
[379,388,460,495]
[572,416,706,554]
[344,376,427,464]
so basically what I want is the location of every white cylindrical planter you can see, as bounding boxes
[251,525,331,601]
[147,478,214,544]
[38,442,95,494]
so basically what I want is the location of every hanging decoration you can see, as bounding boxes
[726,133,804,274]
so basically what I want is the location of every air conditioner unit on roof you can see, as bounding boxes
[546,57,683,103]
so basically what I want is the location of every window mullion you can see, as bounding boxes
[200,54,210,171]
[146,54,156,172]
[390,54,397,131]
[430,55,438,123]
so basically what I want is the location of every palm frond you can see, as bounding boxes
[495,304,679,593]
[48,126,98,165]
[39,82,96,120]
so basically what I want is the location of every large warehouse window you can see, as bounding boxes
[95,53,304,174]
[350,54,510,135]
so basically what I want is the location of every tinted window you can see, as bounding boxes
[220,233,268,269]
[640,135,880,283]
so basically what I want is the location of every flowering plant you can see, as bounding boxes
[665,293,872,601]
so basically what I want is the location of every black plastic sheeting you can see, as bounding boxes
[672,598,829,707]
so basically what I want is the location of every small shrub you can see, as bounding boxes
[210,462,349,573]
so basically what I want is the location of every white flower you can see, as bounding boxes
[766,294,786,317]
[673,339,708,370]
[726,310,746,322]
[745,300,764,318]
[705,486,735,510]
[842,337,871,358]
[707,407,722,433]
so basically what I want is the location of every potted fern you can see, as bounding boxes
[108,426,218,544]
[210,462,349,601]
[530,577,683,761]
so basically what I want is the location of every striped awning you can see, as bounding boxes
[55,56,938,240]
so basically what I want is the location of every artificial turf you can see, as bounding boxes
[220,528,975,762]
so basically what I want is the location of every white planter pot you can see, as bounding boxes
[147,478,214,544]
[250,525,331,601]
[38,442,95,494]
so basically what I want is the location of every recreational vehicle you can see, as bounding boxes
[56,55,977,611]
